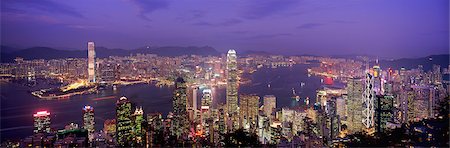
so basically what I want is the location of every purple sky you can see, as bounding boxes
[1,0,448,58]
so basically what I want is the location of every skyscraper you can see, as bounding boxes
[226,49,239,131]
[375,95,393,133]
[345,77,364,133]
[201,89,212,111]
[82,105,95,142]
[33,111,51,134]
[363,73,375,130]
[263,95,276,118]
[88,41,96,83]
[116,96,133,146]
[172,77,188,138]
[239,94,260,132]
[372,65,382,95]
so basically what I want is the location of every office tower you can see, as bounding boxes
[239,94,260,131]
[226,49,239,131]
[33,111,51,134]
[103,119,116,135]
[82,105,95,142]
[133,107,145,147]
[345,78,364,133]
[263,95,276,118]
[172,77,188,138]
[375,95,393,133]
[201,88,212,135]
[326,98,340,145]
[363,73,375,130]
[316,90,327,106]
[257,112,271,144]
[187,86,197,122]
[433,64,442,84]
[116,96,133,146]
[201,88,212,112]
[217,105,226,137]
[411,85,434,121]
[335,96,347,124]
[192,87,198,115]
[87,41,96,83]
[147,113,163,147]
[373,65,382,94]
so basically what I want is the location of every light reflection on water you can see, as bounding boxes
[1,64,324,141]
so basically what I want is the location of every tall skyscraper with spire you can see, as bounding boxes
[226,49,238,131]
[87,41,96,83]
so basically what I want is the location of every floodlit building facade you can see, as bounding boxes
[87,41,96,83]
[33,111,51,134]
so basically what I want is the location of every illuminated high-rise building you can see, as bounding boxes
[226,49,239,130]
[187,86,198,121]
[345,77,364,133]
[82,105,95,142]
[87,41,96,83]
[326,98,340,143]
[239,94,260,132]
[33,111,51,134]
[201,88,213,134]
[363,73,375,130]
[375,95,393,133]
[147,113,163,147]
[217,104,227,137]
[172,77,188,138]
[103,119,116,135]
[372,65,382,94]
[263,95,276,118]
[133,107,145,147]
[116,96,133,146]
[201,89,212,112]
[432,64,442,84]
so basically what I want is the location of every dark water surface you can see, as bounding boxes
[1,64,323,141]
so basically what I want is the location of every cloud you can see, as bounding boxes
[331,20,356,24]
[2,0,84,18]
[240,0,298,19]
[177,10,206,22]
[247,33,293,39]
[297,23,323,29]
[192,21,214,26]
[67,25,102,29]
[231,30,250,34]
[192,18,243,27]
[219,18,242,26]
[129,0,169,21]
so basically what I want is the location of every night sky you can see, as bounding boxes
[1,0,449,58]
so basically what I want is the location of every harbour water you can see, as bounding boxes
[0,64,324,141]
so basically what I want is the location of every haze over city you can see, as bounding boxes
[1,0,448,58]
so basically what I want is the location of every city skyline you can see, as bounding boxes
[1,0,449,147]
[1,0,449,58]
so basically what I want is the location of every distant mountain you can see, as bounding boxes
[380,54,449,71]
[1,46,220,62]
